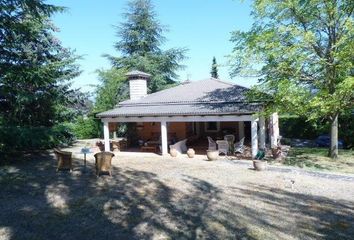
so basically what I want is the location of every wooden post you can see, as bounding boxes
[259,116,266,149]
[161,121,168,155]
[238,121,245,140]
[270,113,279,148]
[103,121,110,152]
[251,119,258,159]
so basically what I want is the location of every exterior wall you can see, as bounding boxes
[137,122,188,142]
[136,121,250,142]
[197,122,247,141]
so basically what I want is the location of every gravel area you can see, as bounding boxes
[0,151,354,240]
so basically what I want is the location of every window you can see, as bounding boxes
[205,122,220,132]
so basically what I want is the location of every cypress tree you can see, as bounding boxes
[211,56,219,79]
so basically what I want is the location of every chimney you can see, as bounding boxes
[126,70,151,100]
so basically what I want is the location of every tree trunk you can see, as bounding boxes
[328,114,338,159]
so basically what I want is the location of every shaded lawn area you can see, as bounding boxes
[282,147,354,174]
[0,153,354,240]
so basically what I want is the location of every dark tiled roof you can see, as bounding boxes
[97,78,263,118]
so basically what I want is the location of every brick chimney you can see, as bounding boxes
[126,70,151,100]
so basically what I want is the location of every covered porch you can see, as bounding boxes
[101,113,279,159]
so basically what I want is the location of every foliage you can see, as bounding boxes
[105,0,187,93]
[279,116,327,140]
[0,124,75,153]
[0,0,84,154]
[230,0,354,158]
[211,56,219,79]
[280,113,353,148]
[0,0,80,127]
[71,116,102,139]
[94,68,128,112]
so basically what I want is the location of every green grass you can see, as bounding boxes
[282,147,354,174]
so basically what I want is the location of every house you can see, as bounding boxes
[97,70,279,158]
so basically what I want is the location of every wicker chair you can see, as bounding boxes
[224,134,235,153]
[169,139,188,154]
[234,137,245,154]
[207,136,217,150]
[216,140,229,155]
[94,152,115,176]
[54,148,73,171]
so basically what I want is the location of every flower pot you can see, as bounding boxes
[170,148,178,157]
[187,148,195,158]
[206,150,219,161]
[272,148,282,160]
[253,160,267,171]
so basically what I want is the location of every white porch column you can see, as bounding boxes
[161,121,168,155]
[103,121,110,151]
[259,116,266,149]
[270,112,280,148]
[238,121,245,140]
[251,119,258,159]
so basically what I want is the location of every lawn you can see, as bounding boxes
[0,152,354,240]
[282,147,354,174]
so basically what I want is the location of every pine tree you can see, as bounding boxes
[210,57,219,79]
[106,0,187,93]
[0,0,80,127]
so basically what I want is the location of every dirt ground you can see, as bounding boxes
[1,150,354,240]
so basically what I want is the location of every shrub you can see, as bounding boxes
[72,116,102,139]
[280,115,353,148]
[0,124,75,153]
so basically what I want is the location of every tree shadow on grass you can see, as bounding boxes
[1,153,353,239]
[0,153,255,240]
[225,184,354,240]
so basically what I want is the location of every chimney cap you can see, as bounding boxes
[126,70,151,78]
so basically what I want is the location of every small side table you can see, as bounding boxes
[81,147,92,171]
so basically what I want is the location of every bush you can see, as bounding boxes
[279,116,326,139]
[280,115,353,148]
[0,124,76,153]
[72,116,102,139]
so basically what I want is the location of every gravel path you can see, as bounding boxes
[0,152,353,240]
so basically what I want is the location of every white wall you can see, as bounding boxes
[129,79,147,100]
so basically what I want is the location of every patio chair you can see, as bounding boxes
[216,140,229,155]
[207,136,217,150]
[54,148,73,171]
[169,139,188,154]
[234,137,245,154]
[94,152,115,176]
[224,134,235,153]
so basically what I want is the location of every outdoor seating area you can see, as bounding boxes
[54,146,115,176]
[2,150,353,240]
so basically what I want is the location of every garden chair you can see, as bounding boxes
[216,140,229,155]
[54,148,73,171]
[207,136,217,150]
[169,139,188,154]
[234,137,245,154]
[224,134,235,153]
[94,152,115,176]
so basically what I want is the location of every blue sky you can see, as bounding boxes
[48,0,256,92]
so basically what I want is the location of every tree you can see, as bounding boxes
[94,68,128,112]
[0,0,80,127]
[105,0,187,93]
[230,0,354,158]
[211,56,219,78]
